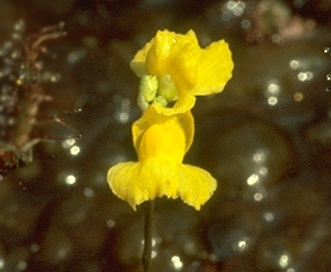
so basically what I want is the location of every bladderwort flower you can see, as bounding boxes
[131,29,234,114]
[107,105,217,210]
[107,29,234,211]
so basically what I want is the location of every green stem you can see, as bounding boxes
[142,200,154,272]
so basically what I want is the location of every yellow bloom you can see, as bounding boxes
[107,105,217,210]
[131,29,234,114]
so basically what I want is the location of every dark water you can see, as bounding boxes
[0,0,331,271]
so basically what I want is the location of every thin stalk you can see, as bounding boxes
[142,200,154,272]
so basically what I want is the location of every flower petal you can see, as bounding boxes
[132,105,194,157]
[130,29,234,113]
[107,159,181,210]
[194,40,234,95]
[178,164,217,210]
[130,38,155,77]
[166,31,200,91]
[145,30,200,91]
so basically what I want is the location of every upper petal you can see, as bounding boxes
[162,30,200,91]
[130,38,155,77]
[138,30,200,91]
[194,39,234,95]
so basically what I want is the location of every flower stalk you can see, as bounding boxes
[142,201,154,272]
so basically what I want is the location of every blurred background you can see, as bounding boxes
[0,0,330,271]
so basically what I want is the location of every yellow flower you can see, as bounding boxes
[131,29,234,114]
[107,105,217,210]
